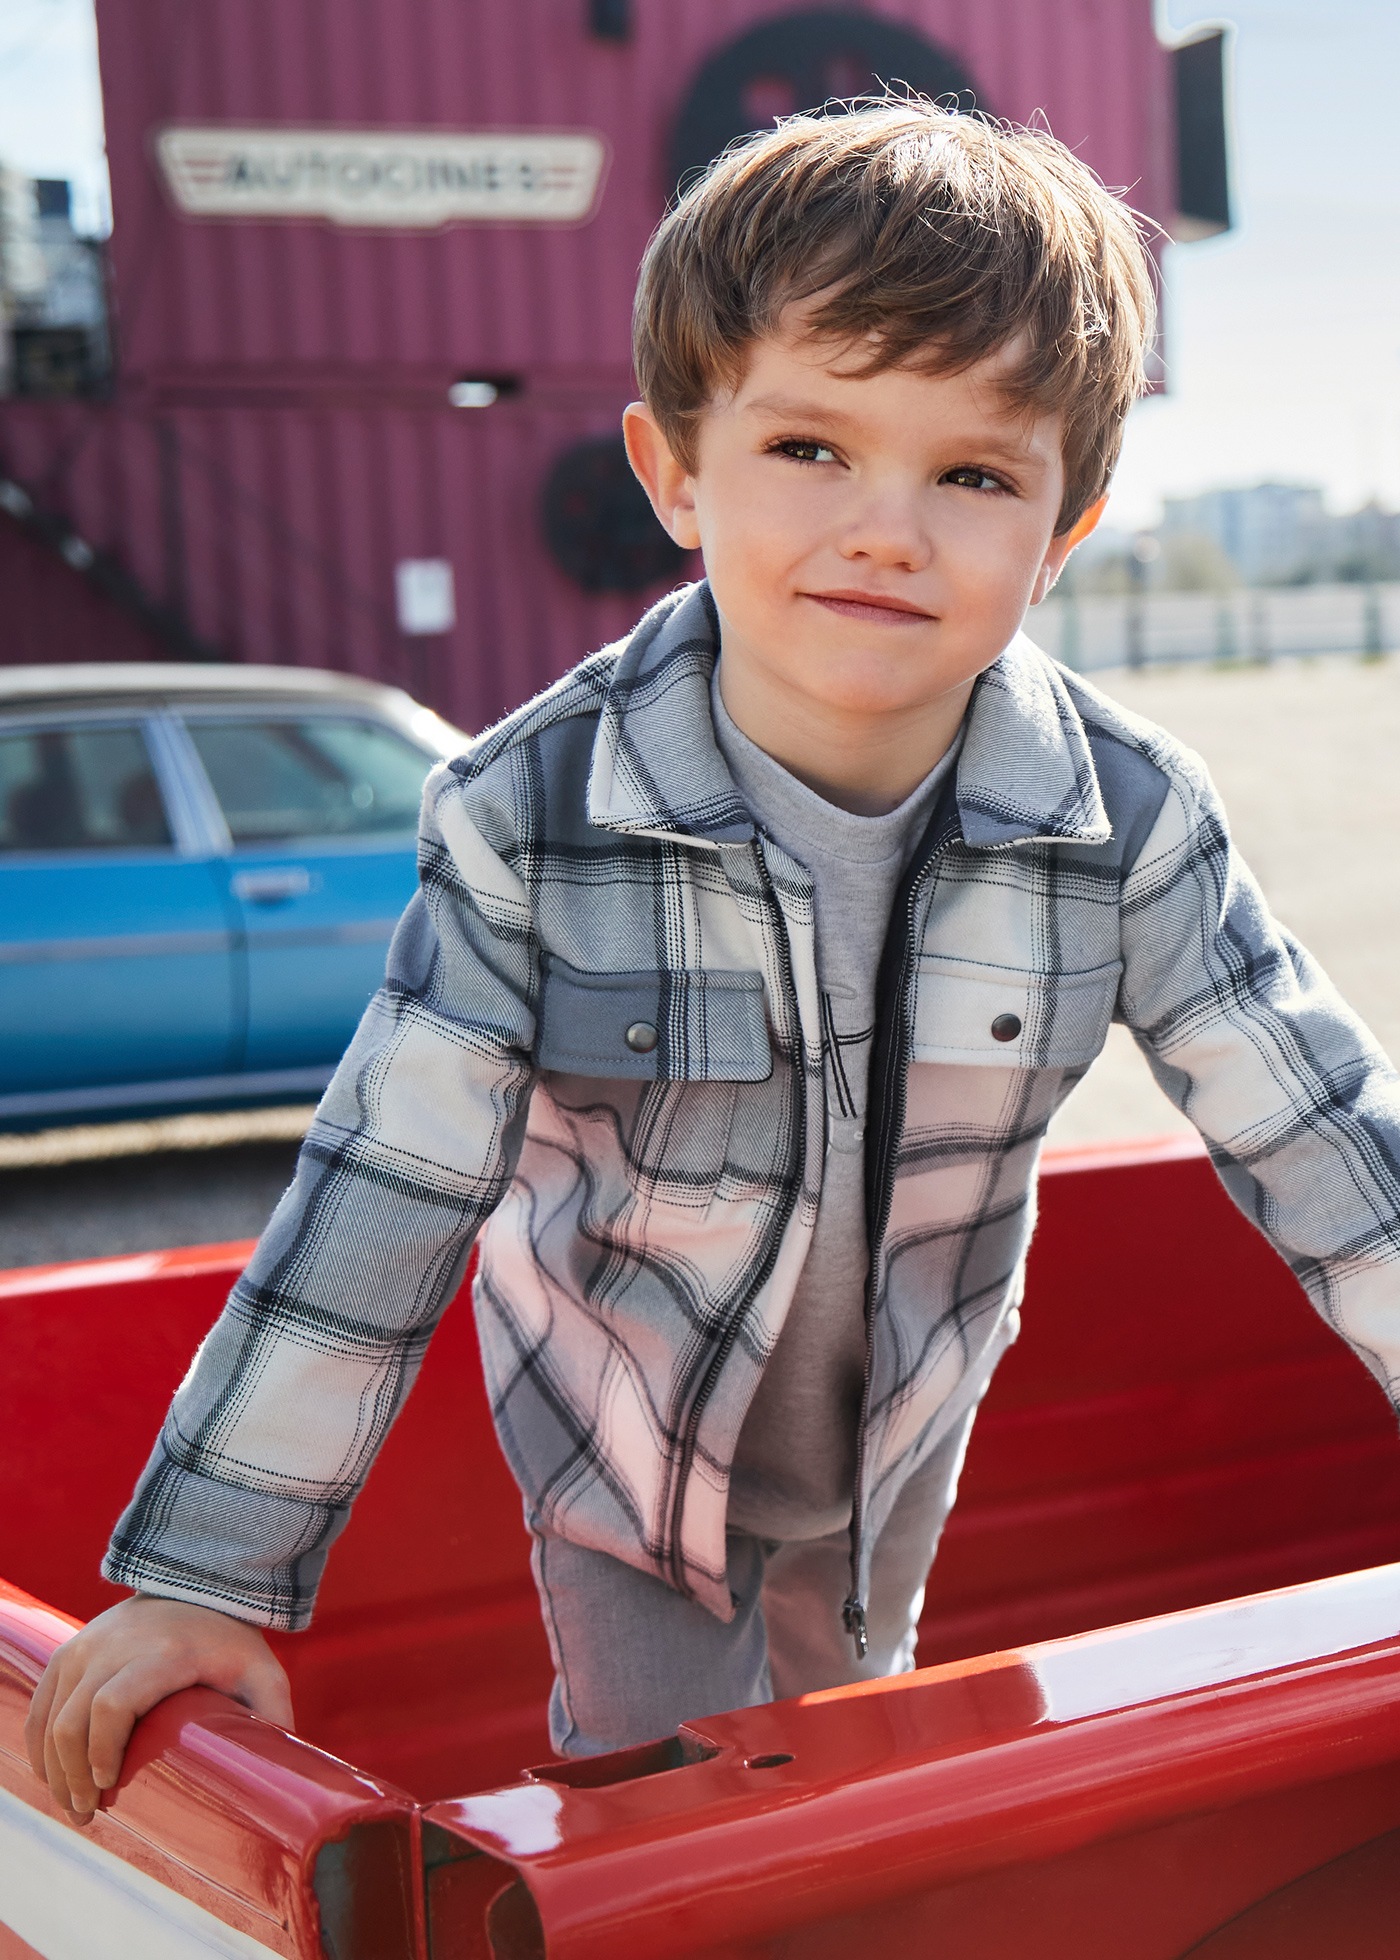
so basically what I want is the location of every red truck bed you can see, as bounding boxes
[5,1136,1400,1956]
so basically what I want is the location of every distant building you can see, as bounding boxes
[0,172,108,398]
[0,168,49,387]
[1330,502,1400,584]
[1161,483,1328,585]
[1159,483,1400,586]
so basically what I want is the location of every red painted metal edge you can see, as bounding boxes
[425,1565,1400,1960]
[0,1240,256,1297]
[1040,1131,1207,1176]
[0,1580,424,1960]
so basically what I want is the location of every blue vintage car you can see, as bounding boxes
[0,664,467,1128]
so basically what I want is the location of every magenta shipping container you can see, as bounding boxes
[0,0,1229,729]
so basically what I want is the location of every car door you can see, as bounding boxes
[175,708,434,1075]
[0,712,238,1121]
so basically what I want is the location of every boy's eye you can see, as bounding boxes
[770,437,839,465]
[942,465,1007,492]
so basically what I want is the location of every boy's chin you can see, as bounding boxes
[792,675,968,722]
[782,645,986,722]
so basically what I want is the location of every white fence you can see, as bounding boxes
[1034,582,1400,674]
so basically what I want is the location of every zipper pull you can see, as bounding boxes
[842,1595,869,1660]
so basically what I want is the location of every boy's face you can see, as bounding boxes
[625,313,1080,733]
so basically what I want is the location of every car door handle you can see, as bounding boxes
[231,867,315,904]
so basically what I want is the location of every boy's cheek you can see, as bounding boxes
[951,531,1053,625]
[698,524,794,611]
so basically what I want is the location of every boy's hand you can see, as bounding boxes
[25,1593,294,1824]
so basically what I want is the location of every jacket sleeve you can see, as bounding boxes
[103,762,541,1627]
[1118,746,1400,1405]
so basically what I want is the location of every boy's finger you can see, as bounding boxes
[41,1698,71,1813]
[88,1681,148,1792]
[43,1723,77,1820]
[50,1678,103,1820]
[237,1658,295,1732]
[87,1656,199,1789]
[24,1652,65,1781]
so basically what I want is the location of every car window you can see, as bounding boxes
[0,723,172,853]
[184,715,433,844]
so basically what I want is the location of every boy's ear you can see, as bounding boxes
[1065,494,1109,550]
[1030,494,1109,604]
[622,403,702,552]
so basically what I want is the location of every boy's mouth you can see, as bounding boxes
[804,589,936,624]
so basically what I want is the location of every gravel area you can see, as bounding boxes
[3,653,1396,1264]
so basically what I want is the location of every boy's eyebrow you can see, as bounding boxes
[743,391,864,425]
[743,390,1051,463]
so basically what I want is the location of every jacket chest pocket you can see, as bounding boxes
[535,956,774,1198]
[910,955,1122,1069]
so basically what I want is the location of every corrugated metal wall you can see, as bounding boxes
[0,0,1173,729]
[1,395,660,721]
[0,497,180,665]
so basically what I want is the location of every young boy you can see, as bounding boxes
[30,102,1400,1814]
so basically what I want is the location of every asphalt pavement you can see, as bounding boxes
[0,1109,310,1268]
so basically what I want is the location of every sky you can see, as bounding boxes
[1115,0,1400,527]
[0,0,105,233]
[0,0,1397,527]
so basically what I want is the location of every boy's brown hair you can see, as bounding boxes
[633,101,1156,533]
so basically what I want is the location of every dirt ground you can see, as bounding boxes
[1046,653,1400,1145]
[2,652,1397,1263]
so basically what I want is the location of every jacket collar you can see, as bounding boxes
[587,583,755,845]
[587,580,1110,850]
[955,632,1111,847]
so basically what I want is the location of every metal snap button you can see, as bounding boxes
[990,1013,1022,1043]
[625,1021,658,1054]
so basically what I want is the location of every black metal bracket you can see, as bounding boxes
[588,0,631,42]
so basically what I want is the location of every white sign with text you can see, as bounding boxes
[156,125,607,228]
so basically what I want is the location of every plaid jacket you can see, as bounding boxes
[107,582,1400,1631]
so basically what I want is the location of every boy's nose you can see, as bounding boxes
[836,487,934,572]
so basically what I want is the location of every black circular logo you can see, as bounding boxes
[541,436,690,594]
[672,9,983,189]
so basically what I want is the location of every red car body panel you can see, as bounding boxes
[5,1137,1400,1955]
